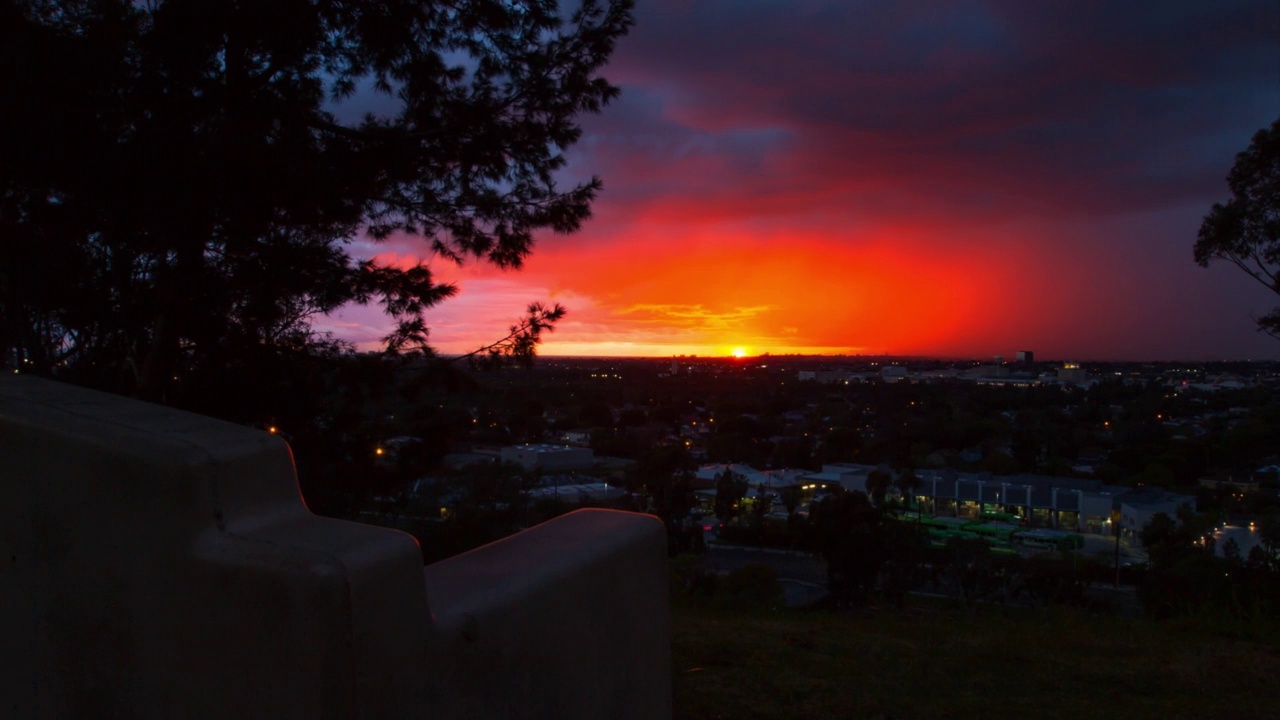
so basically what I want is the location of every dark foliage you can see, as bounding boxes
[635,444,693,523]
[1136,511,1280,623]
[1195,117,1280,338]
[0,0,634,411]
[713,469,747,523]
[812,490,886,606]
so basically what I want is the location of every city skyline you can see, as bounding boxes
[320,0,1280,361]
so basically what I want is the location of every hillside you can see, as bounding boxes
[672,598,1280,720]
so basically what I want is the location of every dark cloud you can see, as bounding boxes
[582,0,1279,225]
[339,1,1280,359]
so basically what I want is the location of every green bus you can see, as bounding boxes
[979,510,1023,524]
[1012,528,1084,551]
[967,522,1020,542]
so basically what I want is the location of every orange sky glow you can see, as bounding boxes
[327,225,1062,359]
[319,1,1280,361]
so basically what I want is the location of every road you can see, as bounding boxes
[703,534,1148,607]
[1079,534,1148,566]
[704,543,829,607]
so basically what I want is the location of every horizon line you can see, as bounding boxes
[435,352,1280,364]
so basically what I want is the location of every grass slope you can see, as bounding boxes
[673,600,1280,720]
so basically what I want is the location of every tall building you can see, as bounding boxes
[1058,362,1088,384]
[1016,350,1034,364]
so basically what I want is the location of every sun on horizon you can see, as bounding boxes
[730,347,748,358]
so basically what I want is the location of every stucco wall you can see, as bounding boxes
[1,376,670,719]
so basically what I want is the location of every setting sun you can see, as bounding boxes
[730,347,747,358]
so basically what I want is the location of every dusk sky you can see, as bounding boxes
[320,0,1280,361]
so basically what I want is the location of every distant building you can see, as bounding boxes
[884,470,1189,536]
[695,464,806,494]
[1198,475,1261,493]
[1057,362,1088,384]
[696,463,762,488]
[801,463,883,495]
[797,370,857,384]
[525,480,623,504]
[881,365,909,383]
[912,471,1092,527]
[964,363,1019,382]
[974,376,1039,387]
[1118,489,1195,545]
[1016,350,1034,364]
[439,452,496,469]
[500,443,594,471]
[559,430,592,446]
[373,436,423,465]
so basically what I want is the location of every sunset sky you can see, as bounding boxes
[320,0,1280,361]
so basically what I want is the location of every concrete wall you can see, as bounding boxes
[1,377,670,719]
[425,511,670,718]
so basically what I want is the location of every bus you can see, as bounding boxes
[967,522,1020,543]
[1012,528,1084,551]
